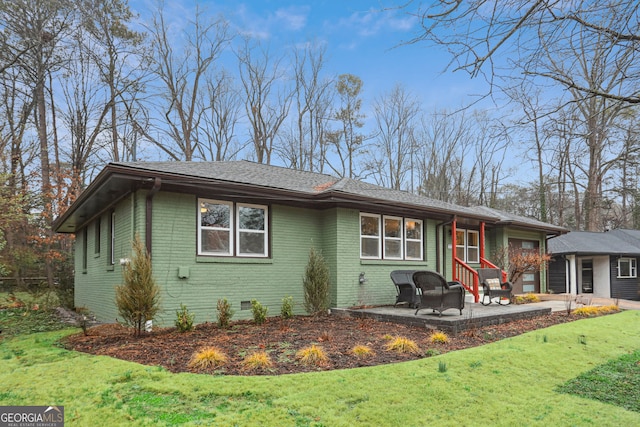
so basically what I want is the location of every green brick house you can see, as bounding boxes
[54,161,566,325]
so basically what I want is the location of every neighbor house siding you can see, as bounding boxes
[609,256,640,301]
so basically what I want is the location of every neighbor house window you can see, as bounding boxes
[360,213,423,260]
[455,229,479,263]
[198,199,268,257]
[617,258,637,278]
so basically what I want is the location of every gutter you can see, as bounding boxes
[146,177,162,255]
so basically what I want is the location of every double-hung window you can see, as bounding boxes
[617,257,637,278]
[198,199,268,257]
[455,229,479,263]
[360,213,423,260]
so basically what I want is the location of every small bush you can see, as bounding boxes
[251,299,268,325]
[242,351,274,371]
[281,296,294,319]
[115,235,161,336]
[175,304,195,332]
[188,347,227,370]
[385,336,420,354]
[303,247,330,315]
[429,331,449,344]
[216,298,234,328]
[296,344,328,366]
[350,345,374,359]
[515,294,541,304]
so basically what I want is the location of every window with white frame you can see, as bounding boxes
[360,213,423,260]
[455,229,479,263]
[617,257,637,278]
[198,199,268,257]
[405,219,423,260]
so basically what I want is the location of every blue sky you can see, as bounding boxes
[132,0,491,113]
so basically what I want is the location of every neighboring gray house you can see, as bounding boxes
[547,229,640,301]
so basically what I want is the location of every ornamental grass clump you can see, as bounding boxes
[429,331,449,344]
[573,305,620,317]
[296,344,328,366]
[241,351,274,372]
[385,336,420,354]
[350,345,375,359]
[515,294,541,304]
[188,346,228,370]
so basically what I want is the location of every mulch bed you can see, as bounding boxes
[62,310,583,376]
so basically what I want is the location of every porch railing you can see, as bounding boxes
[454,257,479,303]
[454,257,509,303]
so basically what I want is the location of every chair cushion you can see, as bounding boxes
[485,278,501,289]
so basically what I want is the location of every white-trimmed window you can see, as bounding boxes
[360,213,381,259]
[405,219,423,260]
[617,257,637,278]
[384,216,403,259]
[455,229,479,263]
[198,199,268,257]
[360,213,423,260]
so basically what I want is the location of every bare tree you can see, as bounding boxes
[367,83,420,190]
[237,38,293,165]
[143,4,232,161]
[327,74,367,178]
[197,70,243,161]
[404,0,640,104]
[77,0,147,162]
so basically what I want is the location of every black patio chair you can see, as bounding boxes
[412,270,465,316]
[390,270,420,308]
[478,268,513,305]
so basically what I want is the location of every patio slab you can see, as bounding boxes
[331,301,552,335]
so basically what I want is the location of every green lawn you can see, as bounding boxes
[0,310,639,426]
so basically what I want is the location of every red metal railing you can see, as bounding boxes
[454,257,479,302]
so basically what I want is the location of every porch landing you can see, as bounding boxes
[331,300,552,335]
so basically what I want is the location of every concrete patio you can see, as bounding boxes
[331,294,638,334]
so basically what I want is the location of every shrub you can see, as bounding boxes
[175,304,195,332]
[429,331,449,344]
[350,345,374,359]
[296,344,328,366]
[216,298,234,328]
[385,336,420,354]
[573,305,620,317]
[241,351,274,371]
[251,299,268,325]
[303,247,330,315]
[515,294,541,304]
[115,235,161,336]
[188,347,227,370]
[281,296,294,319]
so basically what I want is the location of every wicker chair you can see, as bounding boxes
[478,268,513,305]
[412,270,465,316]
[390,270,420,308]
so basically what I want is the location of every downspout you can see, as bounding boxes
[451,216,457,280]
[435,217,454,274]
[146,177,162,255]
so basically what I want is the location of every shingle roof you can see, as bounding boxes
[110,161,488,218]
[548,230,640,255]
[473,206,568,234]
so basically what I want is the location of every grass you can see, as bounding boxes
[556,349,640,413]
[0,311,639,425]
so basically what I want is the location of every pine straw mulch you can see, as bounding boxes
[61,310,591,376]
